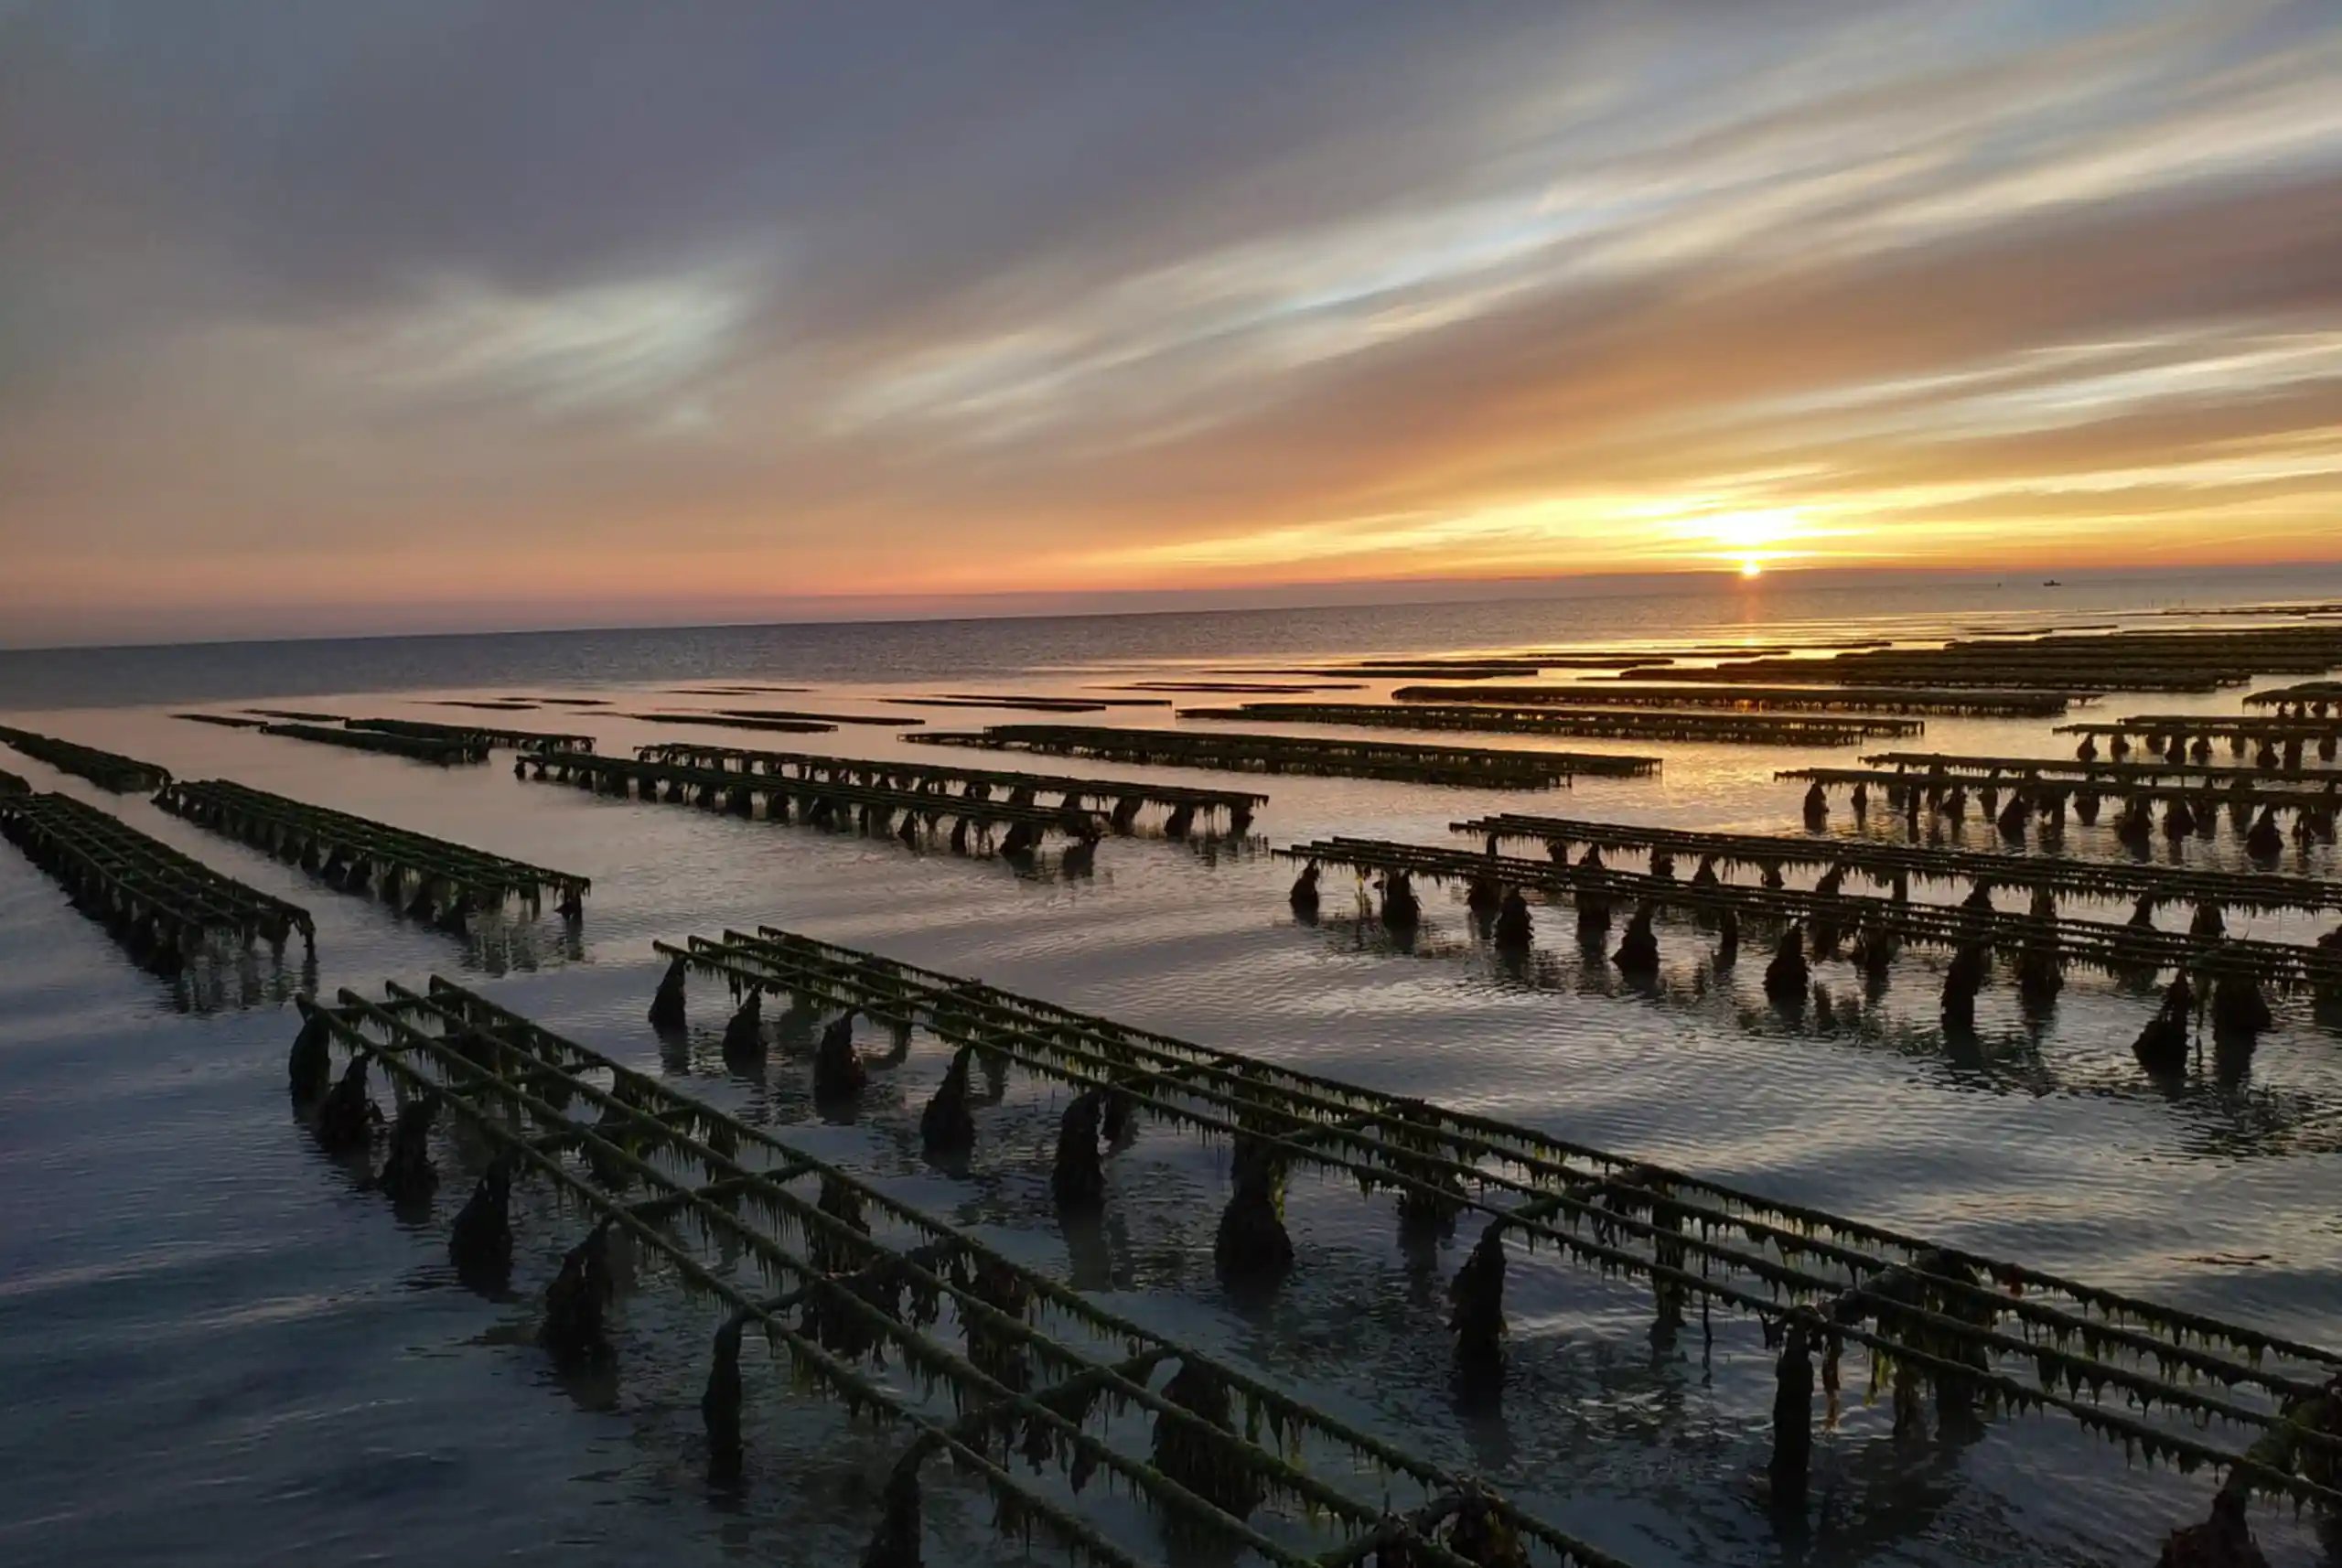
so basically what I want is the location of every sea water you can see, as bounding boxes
[5,571,2341,1566]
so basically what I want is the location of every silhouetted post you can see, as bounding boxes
[1770,1321,1813,1517]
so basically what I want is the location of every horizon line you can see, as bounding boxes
[7,556,2342,658]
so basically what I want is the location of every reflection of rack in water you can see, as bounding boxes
[619,712,836,735]
[0,791,313,968]
[2059,715,2342,759]
[345,716,594,753]
[521,748,1110,860]
[258,720,489,766]
[1281,837,2342,993]
[1661,626,2342,692]
[635,740,1264,829]
[155,778,588,932]
[173,713,269,730]
[172,950,316,1016]
[1176,699,1921,746]
[1394,682,2079,716]
[1863,748,2342,786]
[1782,765,2342,848]
[1307,896,2342,1146]
[882,692,1174,713]
[912,723,1652,783]
[456,918,581,980]
[1461,812,2342,912]
[0,724,173,791]
[656,928,2342,1547]
[2249,682,2342,715]
[302,976,1630,1568]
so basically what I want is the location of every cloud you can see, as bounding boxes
[2,0,2339,642]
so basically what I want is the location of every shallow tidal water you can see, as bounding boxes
[5,575,2342,1567]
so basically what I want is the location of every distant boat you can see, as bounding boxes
[2043,579,2063,587]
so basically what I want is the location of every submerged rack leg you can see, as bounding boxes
[650,953,688,1031]
[288,1008,331,1105]
[1213,1139,1294,1293]
[861,1467,923,1568]
[1153,1360,1266,1531]
[448,1162,513,1289]
[919,1045,978,1156]
[859,1349,1167,1567]
[1051,1090,1107,1212]
[1447,1221,1508,1391]
[541,1222,614,1368]
[377,1090,442,1205]
[704,1316,745,1485]
[1769,1321,1814,1519]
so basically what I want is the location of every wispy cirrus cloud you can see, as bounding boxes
[2,0,2338,641]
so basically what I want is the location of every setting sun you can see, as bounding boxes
[1657,505,1803,577]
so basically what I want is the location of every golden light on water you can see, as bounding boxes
[1739,558,1763,578]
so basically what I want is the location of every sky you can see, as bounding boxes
[4,1,2341,646]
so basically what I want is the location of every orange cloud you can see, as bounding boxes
[3,2,2340,643]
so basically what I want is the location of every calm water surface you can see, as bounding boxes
[5,575,2342,1566]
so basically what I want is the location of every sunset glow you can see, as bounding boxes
[4,4,2341,644]
[1697,510,1801,576]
